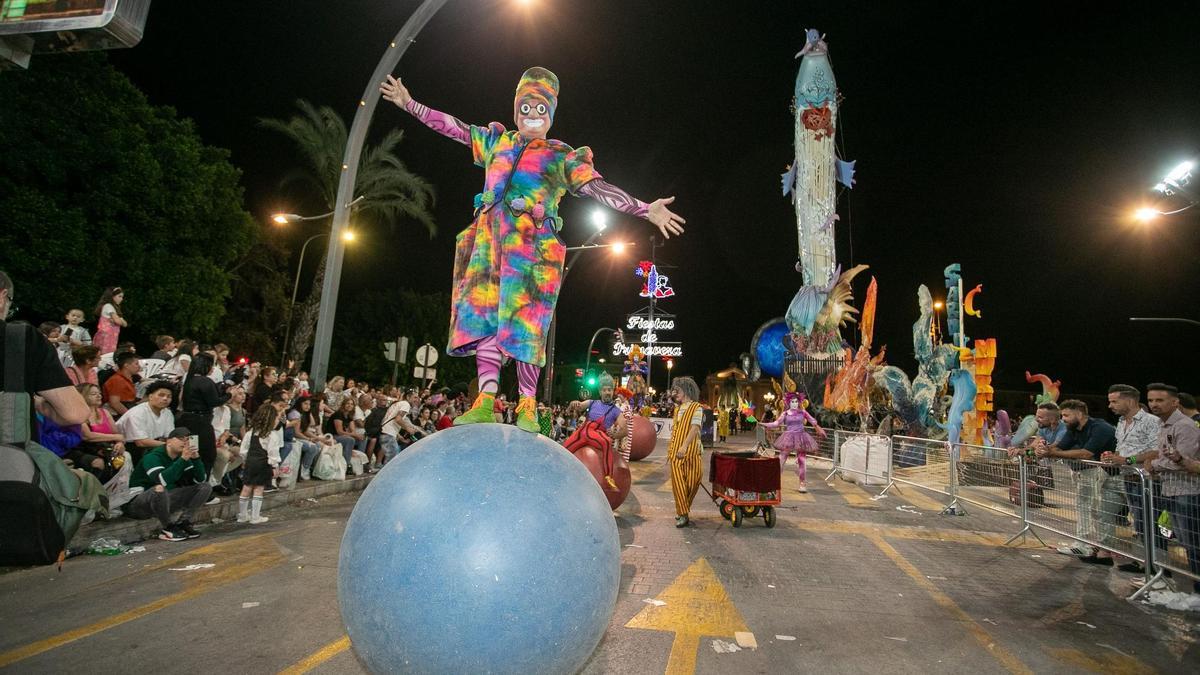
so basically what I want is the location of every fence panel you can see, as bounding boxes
[1146,471,1200,594]
[1023,459,1154,566]
[954,442,1020,518]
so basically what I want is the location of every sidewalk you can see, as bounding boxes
[70,474,374,551]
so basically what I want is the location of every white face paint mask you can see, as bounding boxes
[790,399,801,410]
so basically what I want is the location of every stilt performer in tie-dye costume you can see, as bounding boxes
[381,68,686,433]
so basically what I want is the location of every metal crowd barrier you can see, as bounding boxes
[819,431,1197,601]
[1144,471,1200,597]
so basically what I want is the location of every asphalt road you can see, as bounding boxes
[1,433,1196,674]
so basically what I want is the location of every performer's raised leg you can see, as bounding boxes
[455,336,502,426]
[514,361,541,433]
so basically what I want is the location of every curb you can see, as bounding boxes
[71,474,375,549]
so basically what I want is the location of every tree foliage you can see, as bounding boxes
[258,100,437,365]
[0,54,275,340]
[329,289,473,389]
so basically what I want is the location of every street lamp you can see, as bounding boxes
[591,209,608,231]
[272,195,365,226]
[277,225,357,370]
[542,232,633,404]
[665,358,674,390]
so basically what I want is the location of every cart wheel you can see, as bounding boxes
[742,505,759,518]
[731,507,743,528]
[720,500,734,520]
[764,506,777,528]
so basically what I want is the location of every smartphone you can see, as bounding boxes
[189,435,200,453]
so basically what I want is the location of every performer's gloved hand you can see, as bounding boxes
[380,75,412,108]
[647,197,686,239]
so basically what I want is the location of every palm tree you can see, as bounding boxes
[260,100,436,367]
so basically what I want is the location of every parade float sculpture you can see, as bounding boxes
[823,276,886,420]
[766,29,863,395]
[1025,371,1062,405]
[872,285,960,435]
[623,344,650,411]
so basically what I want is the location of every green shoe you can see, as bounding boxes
[454,393,496,426]
[515,396,540,433]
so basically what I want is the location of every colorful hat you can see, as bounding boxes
[514,66,559,121]
[781,391,808,408]
[597,372,615,389]
[614,387,634,401]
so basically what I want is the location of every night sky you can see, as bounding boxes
[106,1,1200,397]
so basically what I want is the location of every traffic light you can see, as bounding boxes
[585,372,598,387]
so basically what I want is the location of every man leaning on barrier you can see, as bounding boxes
[1033,399,1116,565]
[1099,384,1162,573]
[1143,383,1200,594]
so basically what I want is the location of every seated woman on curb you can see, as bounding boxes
[324,396,363,467]
[285,396,323,481]
[72,383,134,512]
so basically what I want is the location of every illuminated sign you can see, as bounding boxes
[612,313,682,357]
[2,0,109,24]
[635,261,674,299]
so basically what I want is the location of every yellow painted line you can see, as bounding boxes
[0,533,287,668]
[626,557,748,675]
[868,535,1032,675]
[1044,647,1154,675]
[791,517,1016,547]
[825,476,879,507]
[278,635,351,675]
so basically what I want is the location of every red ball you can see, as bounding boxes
[607,456,631,510]
[628,415,657,461]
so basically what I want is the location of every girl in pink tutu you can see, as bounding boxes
[760,391,826,492]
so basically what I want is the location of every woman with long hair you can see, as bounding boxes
[323,395,361,465]
[177,352,228,476]
[72,383,134,510]
[286,396,322,480]
[66,345,101,386]
[164,339,197,378]
[92,287,128,356]
[211,385,247,493]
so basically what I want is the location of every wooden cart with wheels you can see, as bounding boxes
[710,451,781,529]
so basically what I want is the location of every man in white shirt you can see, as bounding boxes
[1100,384,1162,572]
[115,381,177,464]
[379,390,424,463]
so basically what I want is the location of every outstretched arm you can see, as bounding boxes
[802,410,827,437]
[578,180,686,240]
[380,75,470,146]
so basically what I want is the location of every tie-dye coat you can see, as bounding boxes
[449,122,600,366]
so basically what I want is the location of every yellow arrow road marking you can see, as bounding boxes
[626,557,748,674]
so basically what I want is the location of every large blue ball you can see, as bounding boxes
[753,318,790,378]
[338,424,620,674]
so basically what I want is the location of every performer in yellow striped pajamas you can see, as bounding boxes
[667,376,704,527]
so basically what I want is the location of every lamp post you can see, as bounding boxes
[665,358,674,391]
[543,209,634,404]
[1134,159,1197,223]
[278,227,357,370]
[309,0,454,389]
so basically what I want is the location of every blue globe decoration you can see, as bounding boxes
[337,424,621,675]
[752,318,789,379]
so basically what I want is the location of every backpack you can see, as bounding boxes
[363,406,388,437]
[0,323,106,566]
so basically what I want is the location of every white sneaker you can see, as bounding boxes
[300,467,311,481]
[236,513,249,523]
[206,496,221,506]
[249,515,269,525]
